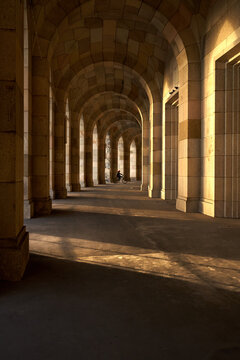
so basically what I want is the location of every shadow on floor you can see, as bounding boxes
[1,254,240,360]
[19,184,240,359]
[26,208,240,262]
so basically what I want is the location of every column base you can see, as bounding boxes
[161,189,177,201]
[141,184,148,192]
[71,184,81,192]
[54,188,68,199]
[0,227,29,281]
[33,197,52,216]
[98,180,106,185]
[85,181,94,187]
[199,199,215,217]
[176,196,199,213]
[148,186,160,198]
[161,189,166,200]
[24,199,34,219]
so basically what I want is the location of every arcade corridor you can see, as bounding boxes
[1,0,240,358]
[27,182,240,285]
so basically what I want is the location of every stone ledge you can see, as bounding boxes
[199,199,215,217]
[148,186,160,198]
[141,184,148,191]
[176,196,199,213]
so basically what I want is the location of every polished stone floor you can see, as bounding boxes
[1,182,240,359]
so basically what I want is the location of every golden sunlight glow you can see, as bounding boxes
[30,233,240,293]
[228,52,240,64]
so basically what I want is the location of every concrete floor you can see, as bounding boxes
[1,182,240,359]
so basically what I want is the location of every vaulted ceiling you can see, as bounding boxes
[29,0,214,141]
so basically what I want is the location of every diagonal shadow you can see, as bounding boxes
[1,254,240,360]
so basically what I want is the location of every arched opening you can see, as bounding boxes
[79,115,85,187]
[118,137,124,174]
[93,125,98,185]
[65,99,70,191]
[105,132,111,183]
[130,140,137,181]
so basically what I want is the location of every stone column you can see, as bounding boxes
[79,116,85,187]
[124,140,131,181]
[148,102,162,197]
[53,90,67,198]
[70,111,81,192]
[141,114,149,191]
[210,59,240,218]
[98,131,106,184]
[136,138,142,181]
[49,86,55,199]
[176,53,201,212]
[24,1,33,219]
[32,56,52,215]
[0,1,29,280]
[162,99,178,200]
[65,115,71,192]
[84,125,93,187]
[110,138,118,182]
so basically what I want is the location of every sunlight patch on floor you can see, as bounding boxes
[30,233,240,293]
[52,203,197,220]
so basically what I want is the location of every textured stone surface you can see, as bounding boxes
[0,227,29,281]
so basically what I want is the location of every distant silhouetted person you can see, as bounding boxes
[117,170,122,181]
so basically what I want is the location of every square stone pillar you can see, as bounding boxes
[70,111,81,192]
[176,58,201,212]
[211,59,240,218]
[84,127,94,187]
[0,0,29,280]
[53,91,67,198]
[110,138,118,182]
[32,56,52,215]
[141,114,149,191]
[49,88,55,198]
[24,0,33,219]
[98,131,106,184]
[124,140,131,181]
[136,137,142,181]
[148,102,162,197]
[162,97,179,200]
